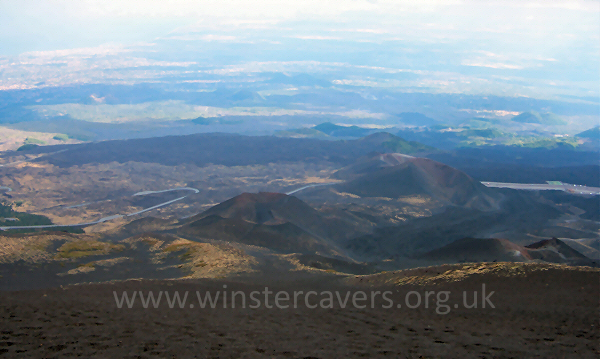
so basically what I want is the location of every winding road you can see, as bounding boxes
[285,182,339,195]
[286,180,600,196]
[2,178,596,231]
[0,187,200,231]
[0,149,68,167]
[482,182,600,195]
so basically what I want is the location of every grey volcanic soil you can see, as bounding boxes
[1,265,598,358]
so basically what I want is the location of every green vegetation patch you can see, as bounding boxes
[52,134,70,141]
[0,201,85,233]
[164,242,206,262]
[16,143,39,151]
[519,137,579,149]
[459,128,506,139]
[511,111,566,125]
[56,240,125,259]
[460,136,580,149]
[24,239,52,252]
[0,201,53,227]
[24,137,46,145]
[2,227,85,234]
[77,262,96,268]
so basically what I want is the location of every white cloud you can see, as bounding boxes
[462,61,525,70]
[291,35,343,40]
[20,44,130,58]
[164,34,240,42]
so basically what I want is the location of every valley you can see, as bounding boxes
[1,2,598,357]
[0,133,597,293]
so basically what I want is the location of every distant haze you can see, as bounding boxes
[0,0,598,100]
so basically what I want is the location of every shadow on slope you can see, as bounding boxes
[346,190,563,261]
[334,153,500,210]
[32,132,437,168]
[420,237,596,267]
[178,192,352,258]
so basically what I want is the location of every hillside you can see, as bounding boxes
[334,153,499,209]
[525,237,593,264]
[273,128,330,138]
[2,262,598,358]
[511,111,566,125]
[0,231,258,291]
[179,192,348,257]
[313,122,372,137]
[576,126,599,139]
[345,190,564,260]
[355,132,436,154]
[421,237,530,263]
[420,237,595,266]
[29,132,435,168]
[395,112,437,126]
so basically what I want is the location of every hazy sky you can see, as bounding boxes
[2,1,598,55]
[1,1,598,99]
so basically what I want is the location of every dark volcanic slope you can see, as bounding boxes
[335,153,499,209]
[346,192,563,260]
[421,237,530,263]
[421,237,595,266]
[188,192,333,239]
[427,146,600,168]
[31,132,435,168]
[197,192,320,226]
[1,263,598,358]
[179,192,347,256]
[525,237,594,265]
